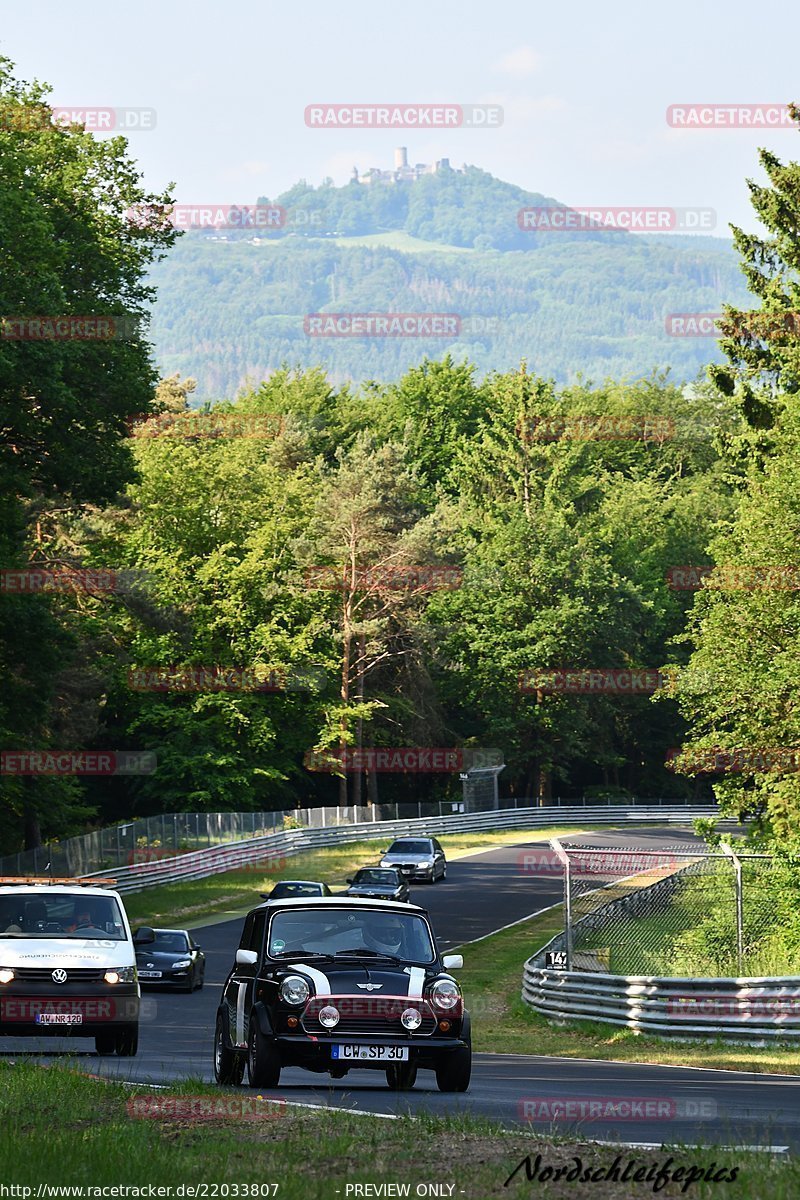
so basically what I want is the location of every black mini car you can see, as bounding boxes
[213,897,470,1092]
[345,867,410,903]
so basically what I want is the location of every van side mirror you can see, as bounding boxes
[442,954,463,970]
[134,926,155,944]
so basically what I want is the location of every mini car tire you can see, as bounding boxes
[247,1018,281,1088]
[95,1033,116,1056]
[435,1045,471,1092]
[386,1062,417,1090]
[115,1024,139,1057]
[214,1014,245,1086]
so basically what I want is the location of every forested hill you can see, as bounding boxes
[148,166,748,400]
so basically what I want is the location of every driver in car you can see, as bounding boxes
[360,913,405,956]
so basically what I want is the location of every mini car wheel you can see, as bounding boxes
[247,1017,281,1088]
[115,1024,139,1057]
[386,1062,417,1090]
[95,1033,116,1056]
[435,1046,471,1092]
[214,1015,245,1085]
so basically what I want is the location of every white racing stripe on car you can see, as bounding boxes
[289,963,331,996]
[235,981,248,1047]
[404,966,425,999]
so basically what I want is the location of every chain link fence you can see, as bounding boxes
[545,839,784,977]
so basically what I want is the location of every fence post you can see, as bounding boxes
[720,842,744,975]
[550,837,572,971]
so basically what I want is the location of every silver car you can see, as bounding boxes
[380,837,446,883]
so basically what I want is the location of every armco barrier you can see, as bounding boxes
[522,959,800,1041]
[83,805,725,893]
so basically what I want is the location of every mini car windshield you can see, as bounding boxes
[0,892,126,939]
[267,907,435,964]
[387,840,431,854]
[353,869,398,885]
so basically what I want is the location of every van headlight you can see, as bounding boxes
[104,967,136,984]
[279,975,310,1005]
[0,968,14,984]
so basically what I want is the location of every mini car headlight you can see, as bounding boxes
[319,1005,340,1028]
[401,1007,422,1030]
[172,959,192,969]
[0,968,14,984]
[104,967,136,984]
[279,974,310,1005]
[430,979,460,1009]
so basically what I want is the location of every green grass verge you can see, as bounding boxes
[121,826,588,929]
[457,907,800,1074]
[0,1061,791,1197]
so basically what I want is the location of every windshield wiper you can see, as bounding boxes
[270,950,337,962]
[333,949,404,964]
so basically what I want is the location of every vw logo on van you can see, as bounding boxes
[51,968,68,984]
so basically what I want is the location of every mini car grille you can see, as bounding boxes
[302,995,437,1037]
[11,967,108,983]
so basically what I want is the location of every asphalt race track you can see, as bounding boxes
[3,827,800,1151]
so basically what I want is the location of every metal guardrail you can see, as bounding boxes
[83,805,725,894]
[522,958,800,1041]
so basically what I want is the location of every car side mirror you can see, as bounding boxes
[443,954,463,970]
[134,926,156,944]
[192,944,201,951]
[236,948,258,966]
[346,877,353,884]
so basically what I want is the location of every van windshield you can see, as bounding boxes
[0,892,126,939]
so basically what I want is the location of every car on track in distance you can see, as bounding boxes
[133,927,205,992]
[345,867,410,902]
[380,837,447,882]
[0,876,140,1056]
[213,896,470,1093]
[260,880,333,901]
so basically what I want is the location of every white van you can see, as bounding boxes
[0,877,142,1055]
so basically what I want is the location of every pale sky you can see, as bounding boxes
[2,0,798,235]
